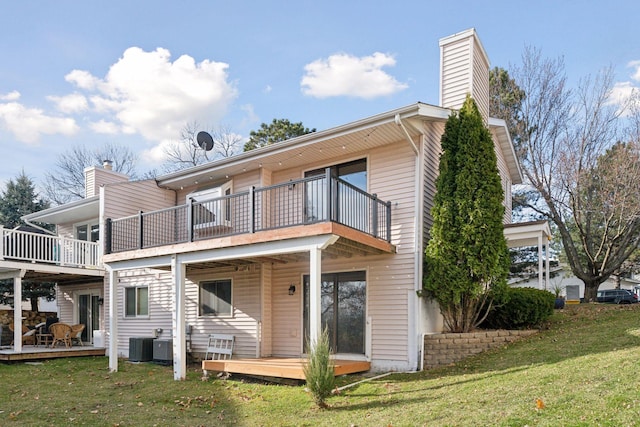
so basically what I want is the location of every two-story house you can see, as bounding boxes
[5,29,547,379]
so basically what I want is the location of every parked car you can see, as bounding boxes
[596,289,639,304]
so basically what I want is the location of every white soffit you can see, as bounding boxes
[22,196,99,225]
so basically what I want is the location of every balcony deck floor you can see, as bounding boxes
[0,344,106,362]
[202,357,371,380]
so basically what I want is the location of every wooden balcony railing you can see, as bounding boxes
[0,227,101,269]
[106,170,392,254]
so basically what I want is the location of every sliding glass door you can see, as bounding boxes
[303,271,366,354]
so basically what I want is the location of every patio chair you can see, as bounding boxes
[50,323,72,348]
[8,324,36,345]
[205,334,234,360]
[70,324,85,346]
[203,334,234,379]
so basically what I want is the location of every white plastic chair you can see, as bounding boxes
[205,334,234,360]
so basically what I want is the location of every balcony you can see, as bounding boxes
[0,227,101,269]
[105,171,392,255]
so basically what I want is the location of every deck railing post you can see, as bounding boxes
[187,198,194,242]
[372,194,379,238]
[386,201,392,242]
[249,186,255,233]
[138,211,144,249]
[0,226,4,260]
[105,218,112,255]
[325,168,333,222]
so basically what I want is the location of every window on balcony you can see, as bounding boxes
[189,182,232,229]
[305,158,367,226]
[76,221,99,242]
[199,279,232,316]
[124,286,148,317]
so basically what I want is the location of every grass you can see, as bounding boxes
[2,304,640,426]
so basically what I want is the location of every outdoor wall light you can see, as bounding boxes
[288,284,296,295]
[98,297,104,305]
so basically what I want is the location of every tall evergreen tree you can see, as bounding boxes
[423,96,510,332]
[243,118,315,151]
[0,172,55,311]
[0,171,50,229]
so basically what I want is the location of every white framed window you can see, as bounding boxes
[124,286,149,317]
[75,220,100,242]
[189,181,233,228]
[199,279,232,316]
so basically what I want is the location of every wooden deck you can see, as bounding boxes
[202,357,371,380]
[0,345,106,362]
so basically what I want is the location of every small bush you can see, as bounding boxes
[482,287,555,329]
[303,328,335,408]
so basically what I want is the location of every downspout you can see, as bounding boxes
[397,113,423,370]
[21,218,56,235]
[395,114,419,156]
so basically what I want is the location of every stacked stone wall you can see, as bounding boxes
[423,330,538,369]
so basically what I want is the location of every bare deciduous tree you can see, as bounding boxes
[506,46,640,302]
[161,121,242,173]
[43,143,139,205]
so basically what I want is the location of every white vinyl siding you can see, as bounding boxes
[56,282,104,326]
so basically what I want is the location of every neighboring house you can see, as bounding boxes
[511,263,640,302]
[4,29,536,378]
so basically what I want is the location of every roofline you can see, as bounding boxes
[156,101,521,190]
[488,117,523,184]
[22,195,100,222]
[157,102,450,187]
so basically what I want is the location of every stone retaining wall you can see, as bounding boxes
[423,329,538,369]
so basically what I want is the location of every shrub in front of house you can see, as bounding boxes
[482,287,555,330]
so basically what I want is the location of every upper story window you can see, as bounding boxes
[124,286,149,317]
[305,158,367,191]
[76,221,99,242]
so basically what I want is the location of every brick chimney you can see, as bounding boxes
[439,28,490,123]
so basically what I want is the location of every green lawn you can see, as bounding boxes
[2,304,640,426]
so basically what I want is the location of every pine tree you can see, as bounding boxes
[0,172,55,311]
[423,96,510,332]
[0,171,50,229]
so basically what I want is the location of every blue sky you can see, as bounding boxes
[1,1,639,190]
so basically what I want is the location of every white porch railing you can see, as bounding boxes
[0,226,101,269]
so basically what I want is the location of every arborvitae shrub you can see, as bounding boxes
[482,287,555,329]
[303,328,335,408]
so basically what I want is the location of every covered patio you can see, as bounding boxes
[504,220,553,290]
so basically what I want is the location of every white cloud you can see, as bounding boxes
[608,61,640,111]
[629,60,640,82]
[66,47,238,142]
[141,138,175,164]
[89,119,120,134]
[0,91,20,101]
[301,52,408,99]
[0,102,78,144]
[47,93,89,114]
[65,70,101,90]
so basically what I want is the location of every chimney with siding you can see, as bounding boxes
[439,28,490,123]
[84,160,129,198]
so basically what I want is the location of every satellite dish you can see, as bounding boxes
[196,131,214,151]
